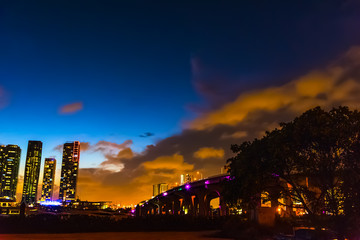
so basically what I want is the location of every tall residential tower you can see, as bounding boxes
[41,158,56,201]
[153,183,168,197]
[59,141,80,202]
[22,141,43,204]
[0,145,21,201]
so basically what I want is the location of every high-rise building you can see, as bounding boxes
[0,145,21,201]
[59,141,80,202]
[41,158,56,201]
[153,183,168,197]
[0,146,6,183]
[180,174,185,185]
[22,141,43,204]
[180,174,192,185]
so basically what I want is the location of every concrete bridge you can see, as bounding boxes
[136,174,231,217]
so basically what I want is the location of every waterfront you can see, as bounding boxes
[0,231,232,240]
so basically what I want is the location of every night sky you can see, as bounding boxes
[1,0,360,205]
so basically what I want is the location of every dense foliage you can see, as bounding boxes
[225,106,360,231]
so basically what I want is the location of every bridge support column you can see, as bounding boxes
[140,207,145,216]
[189,195,196,215]
[158,202,164,215]
[197,191,207,216]
[164,202,171,215]
[136,205,141,217]
[220,196,227,216]
[173,199,180,215]
[182,195,192,215]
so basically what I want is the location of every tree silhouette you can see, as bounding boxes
[225,106,360,230]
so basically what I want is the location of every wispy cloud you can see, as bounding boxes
[59,102,83,114]
[139,132,154,138]
[0,86,9,109]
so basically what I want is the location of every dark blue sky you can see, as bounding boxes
[1,0,360,169]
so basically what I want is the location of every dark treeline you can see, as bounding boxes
[225,106,360,237]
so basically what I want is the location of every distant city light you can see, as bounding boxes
[205,180,210,185]
[40,201,62,206]
[163,192,168,196]
[185,184,190,190]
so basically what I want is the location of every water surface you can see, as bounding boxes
[0,231,232,240]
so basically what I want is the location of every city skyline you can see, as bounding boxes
[7,140,198,207]
[0,1,360,206]
[0,138,205,205]
[0,141,80,203]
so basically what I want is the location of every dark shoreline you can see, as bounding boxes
[0,215,228,234]
[0,231,233,240]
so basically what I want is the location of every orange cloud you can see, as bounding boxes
[132,154,194,191]
[75,154,195,204]
[141,154,193,171]
[80,142,91,151]
[193,147,224,159]
[59,102,83,114]
[93,140,134,172]
[190,47,360,130]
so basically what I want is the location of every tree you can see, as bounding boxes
[225,106,360,230]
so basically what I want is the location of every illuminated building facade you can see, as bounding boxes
[41,158,56,201]
[0,146,6,184]
[59,141,80,202]
[0,145,21,201]
[72,200,111,210]
[22,141,43,204]
[153,183,168,197]
[0,199,20,215]
[180,174,192,185]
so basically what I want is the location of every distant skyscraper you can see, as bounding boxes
[41,158,56,201]
[59,141,80,202]
[180,174,185,185]
[22,141,43,204]
[0,145,21,201]
[152,183,168,197]
[0,146,6,183]
[180,174,192,185]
